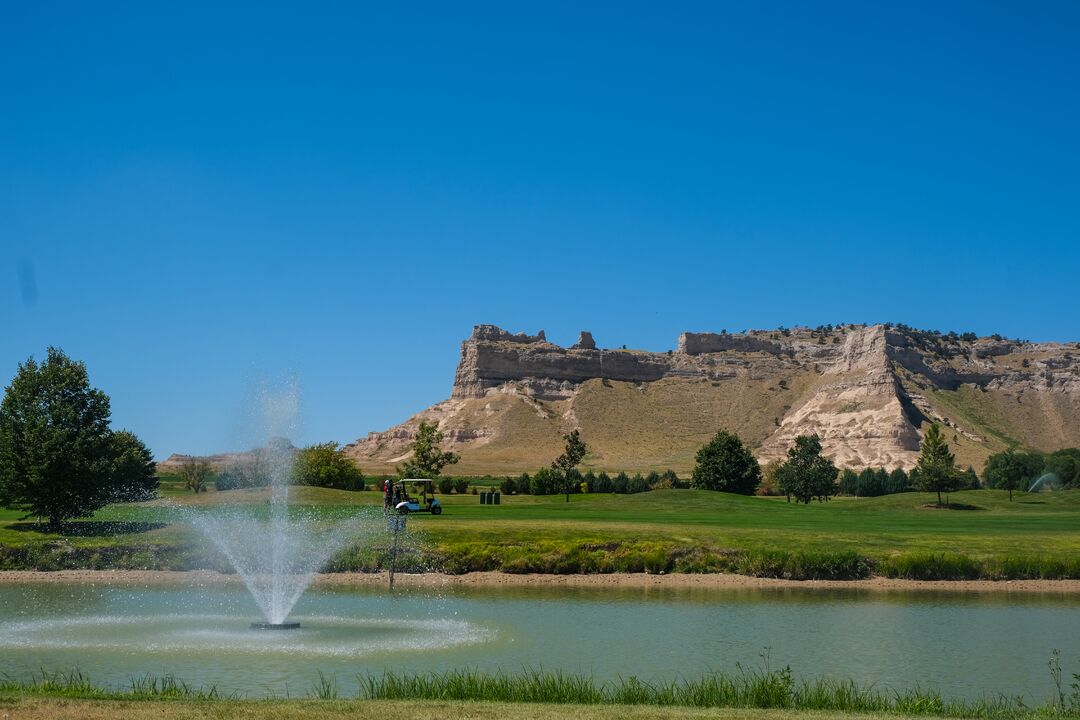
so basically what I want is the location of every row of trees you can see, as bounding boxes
[512,468,680,496]
[688,423,976,506]
[983,447,1080,499]
[688,429,841,503]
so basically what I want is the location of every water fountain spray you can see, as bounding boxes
[181,382,378,628]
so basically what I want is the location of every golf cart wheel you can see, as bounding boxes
[398,507,410,515]
[431,505,442,515]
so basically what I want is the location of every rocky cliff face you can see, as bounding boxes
[344,324,1080,474]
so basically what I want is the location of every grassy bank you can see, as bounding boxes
[0,698,961,720]
[3,666,1080,718]
[3,487,1080,580]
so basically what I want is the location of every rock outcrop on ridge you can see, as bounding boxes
[343,323,1080,475]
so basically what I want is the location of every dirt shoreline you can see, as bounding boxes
[2,569,1078,593]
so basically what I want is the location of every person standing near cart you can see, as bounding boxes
[383,479,394,514]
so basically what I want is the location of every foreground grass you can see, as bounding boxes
[0,697,942,720]
[3,488,1080,579]
[4,667,1080,719]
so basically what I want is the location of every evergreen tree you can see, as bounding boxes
[109,430,158,502]
[838,468,859,495]
[516,473,532,494]
[888,468,910,494]
[915,423,960,505]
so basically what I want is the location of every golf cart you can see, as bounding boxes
[394,479,443,515]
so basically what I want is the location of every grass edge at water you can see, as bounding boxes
[5,664,1080,718]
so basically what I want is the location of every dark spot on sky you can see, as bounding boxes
[17,259,38,307]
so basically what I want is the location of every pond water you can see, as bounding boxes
[0,580,1077,701]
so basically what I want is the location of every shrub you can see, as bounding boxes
[530,468,558,495]
[515,473,531,494]
[293,442,364,490]
[453,478,469,494]
[437,478,454,494]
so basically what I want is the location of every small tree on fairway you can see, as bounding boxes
[691,430,761,494]
[776,434,838,504]
[983,449,1024,501]
[399,421,459,479]
[109,430,158,502]
[915,423,960,505]
[180,459,213,494]
[552,429,587,502]
[0,348,151,526]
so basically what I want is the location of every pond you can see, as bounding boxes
[1,580,1077,701]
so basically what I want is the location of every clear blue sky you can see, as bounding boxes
[2,2,1079,458]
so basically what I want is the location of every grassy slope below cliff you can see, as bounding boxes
[358,373,823,476]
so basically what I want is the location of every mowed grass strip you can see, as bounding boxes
[0,697,947,720]
[3,487,1080,577]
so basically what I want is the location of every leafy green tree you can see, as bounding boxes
[215,456,270,491]
[960,466,980,490]
[658,469,683,489]
[109,430,158,502]
[1046,449,1080,487]
[453,477,469,494]
[499,476,516,495]
[759,460,784,496]
[690,430,761,494]
[989,451,1028,500]
[0,348,156,526]
[776,434,838,504]
[180,459,213,494]
[552,429,587,502]
[399,421,459,479]
[915,423,960,505]
[530,467,558,495]
[437,477,454,494]
[293,442,365,490]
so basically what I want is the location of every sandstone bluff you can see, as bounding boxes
[343,324,1080,475]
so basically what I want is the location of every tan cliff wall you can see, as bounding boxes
[336,324,1080,475]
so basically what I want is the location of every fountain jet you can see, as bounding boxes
[181,383,377,626]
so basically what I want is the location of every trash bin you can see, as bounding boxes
[493,492,501,505]
[479,492,488,505]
